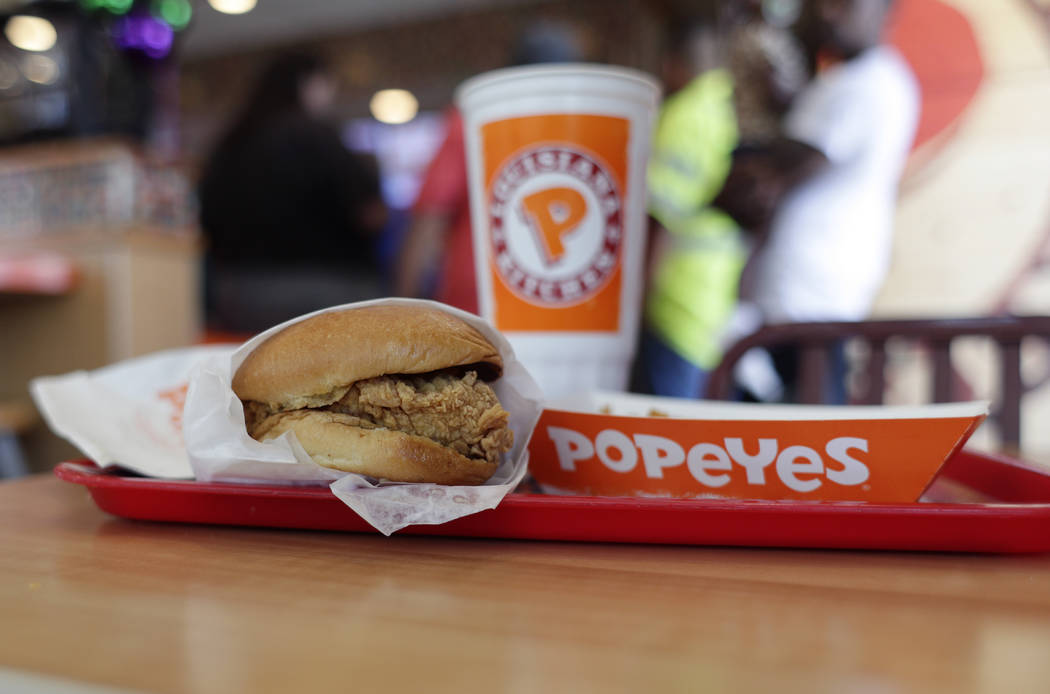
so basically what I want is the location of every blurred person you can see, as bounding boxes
[198,52,387,334]
[741,0,919,401]
[726,0,810,143]
[634,14,748,398]
[394,22,584,314]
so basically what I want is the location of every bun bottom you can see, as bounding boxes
[256,409,499,485]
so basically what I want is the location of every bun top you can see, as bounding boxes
[233,305,503,408]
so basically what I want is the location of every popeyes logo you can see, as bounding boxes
[157,383,188,435]
[526,408,984,502]
[546,428,870,494]
[489,146,623,306]
[132,382,189,450]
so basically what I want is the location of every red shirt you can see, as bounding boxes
[413,108,478,314]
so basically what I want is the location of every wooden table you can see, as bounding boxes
[3,475,1050,693]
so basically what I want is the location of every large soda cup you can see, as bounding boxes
[456,64,660,398]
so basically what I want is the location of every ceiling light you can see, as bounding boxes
[4,16,58,52]
[207,0,257,15]
[370,89,418,125]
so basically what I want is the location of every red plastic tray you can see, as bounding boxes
[55,449,1050,553]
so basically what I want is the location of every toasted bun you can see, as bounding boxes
[256,409,498,485]
[233,305,503,409]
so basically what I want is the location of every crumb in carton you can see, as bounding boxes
[596,404,669,417]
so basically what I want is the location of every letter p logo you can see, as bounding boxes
[520,187,588,266]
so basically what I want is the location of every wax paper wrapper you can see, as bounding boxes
[30,345,235,479]
[182,298,544,535]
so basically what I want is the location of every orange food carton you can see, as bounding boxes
[526,393,987,502]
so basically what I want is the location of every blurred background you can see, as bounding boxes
[2,0,1050,473]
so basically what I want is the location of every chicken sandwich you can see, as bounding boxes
[233,305,514,485]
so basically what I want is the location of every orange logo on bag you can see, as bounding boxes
[157,383,188,435]
[481,114,630,331]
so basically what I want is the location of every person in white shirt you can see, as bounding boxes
[751,0,918,323]
[740,0,919,401]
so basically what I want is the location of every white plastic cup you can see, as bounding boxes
[456,64,660,399]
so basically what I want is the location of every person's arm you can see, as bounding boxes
[764,137,828,184]
[394,110,467,298]
[713,138,828,230]
[394,211,451,297]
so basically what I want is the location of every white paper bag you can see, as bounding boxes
[30,345,235,478]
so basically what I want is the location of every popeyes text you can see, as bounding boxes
[526,404,985,502]
[547,427,870,493]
